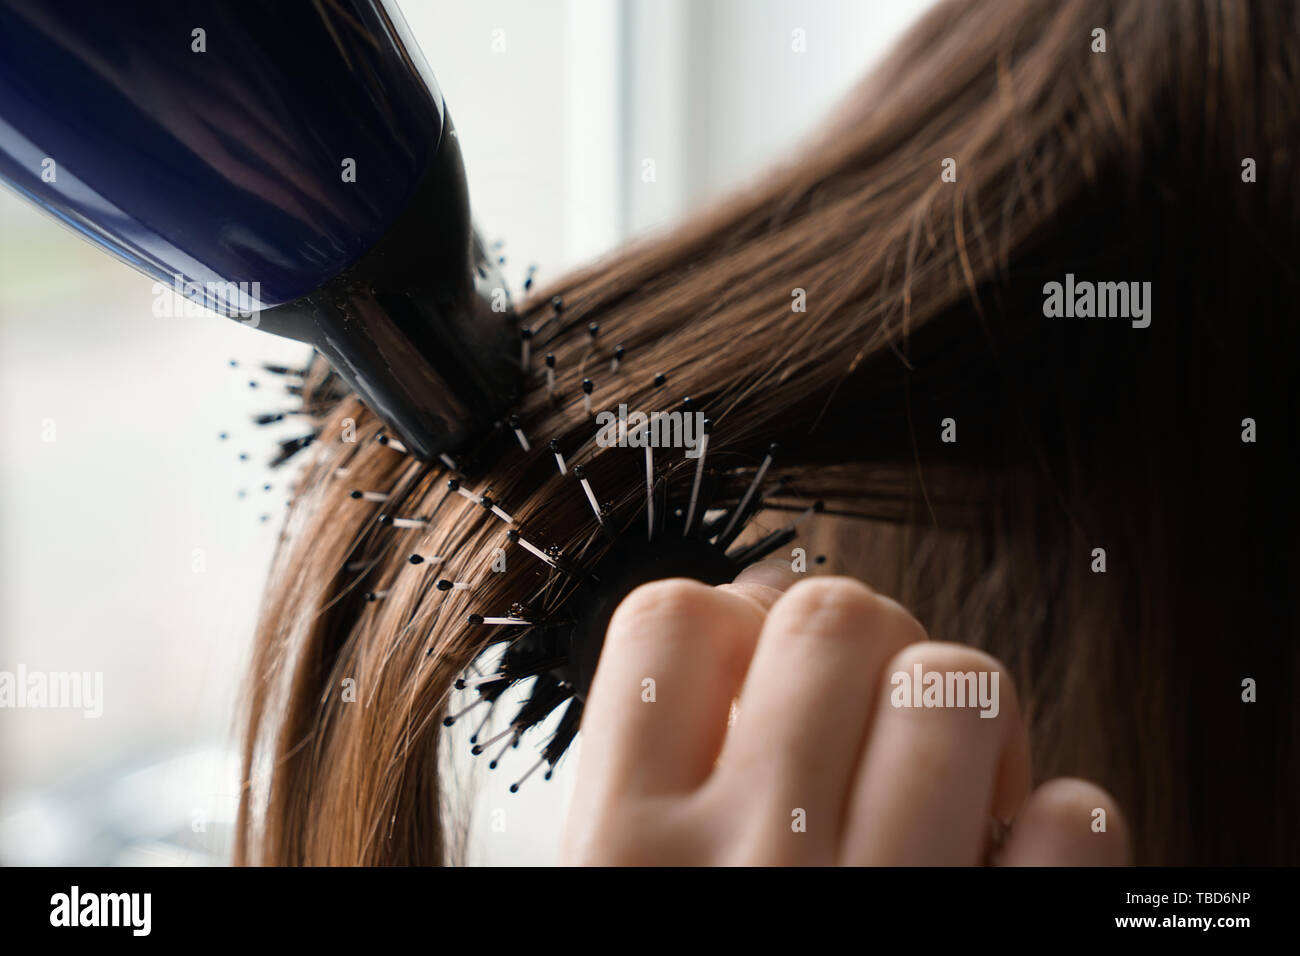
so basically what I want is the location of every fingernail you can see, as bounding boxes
[731,559,796,593]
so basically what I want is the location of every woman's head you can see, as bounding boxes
[236,0,1299,864]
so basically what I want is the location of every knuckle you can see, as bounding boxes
[612,578,716,631]
[607,578,746,652]
[775,576,926,648]
[1012,778,1132,864]
[1031,778,1124,830]
[885,641,1007,684]
[882,641,1019,729]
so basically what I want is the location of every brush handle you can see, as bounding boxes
[0,0,519,459]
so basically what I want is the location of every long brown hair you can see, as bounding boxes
[236,0,1300,865]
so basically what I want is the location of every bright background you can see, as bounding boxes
[0,0,932,865]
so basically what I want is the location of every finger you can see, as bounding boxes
[841,642,1028,865]
[977,711,1034,863]
[712,578,926,861]
[573,578,768,801]
[996,778,1132,865]
[990,685,1033,827]
[716,559,798,614]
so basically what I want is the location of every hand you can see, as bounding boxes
[560,564,1130,865]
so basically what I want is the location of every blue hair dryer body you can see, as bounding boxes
[0,0,519,460]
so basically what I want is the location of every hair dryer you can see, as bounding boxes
[0,0,520,461]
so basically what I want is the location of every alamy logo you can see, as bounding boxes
[889,663,1000,718]
[0,665,102,718]
[1042,273,1151,328]
[151,272,262,324]
[595,404,708,458]
[50,886,151,936]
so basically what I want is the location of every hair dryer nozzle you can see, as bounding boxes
[259,119,522,461]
